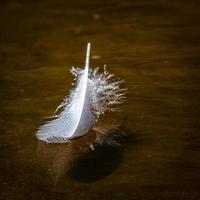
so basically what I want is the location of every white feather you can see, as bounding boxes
[36,43,126,143]
[37,43,95,143]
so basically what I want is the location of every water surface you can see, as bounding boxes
[0,0,200,199]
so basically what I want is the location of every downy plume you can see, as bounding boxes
[36,43,126,143]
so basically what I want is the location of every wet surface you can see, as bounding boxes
[0,0,200,199]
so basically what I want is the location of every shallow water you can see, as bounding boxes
[0,0,200,199]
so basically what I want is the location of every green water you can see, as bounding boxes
[0,0,200,199]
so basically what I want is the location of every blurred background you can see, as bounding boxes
[0,0,200,199]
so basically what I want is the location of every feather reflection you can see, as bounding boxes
[37,123,130,184]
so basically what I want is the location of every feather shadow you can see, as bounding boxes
[67,124,133,183]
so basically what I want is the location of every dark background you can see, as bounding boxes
[0,0,200,199]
